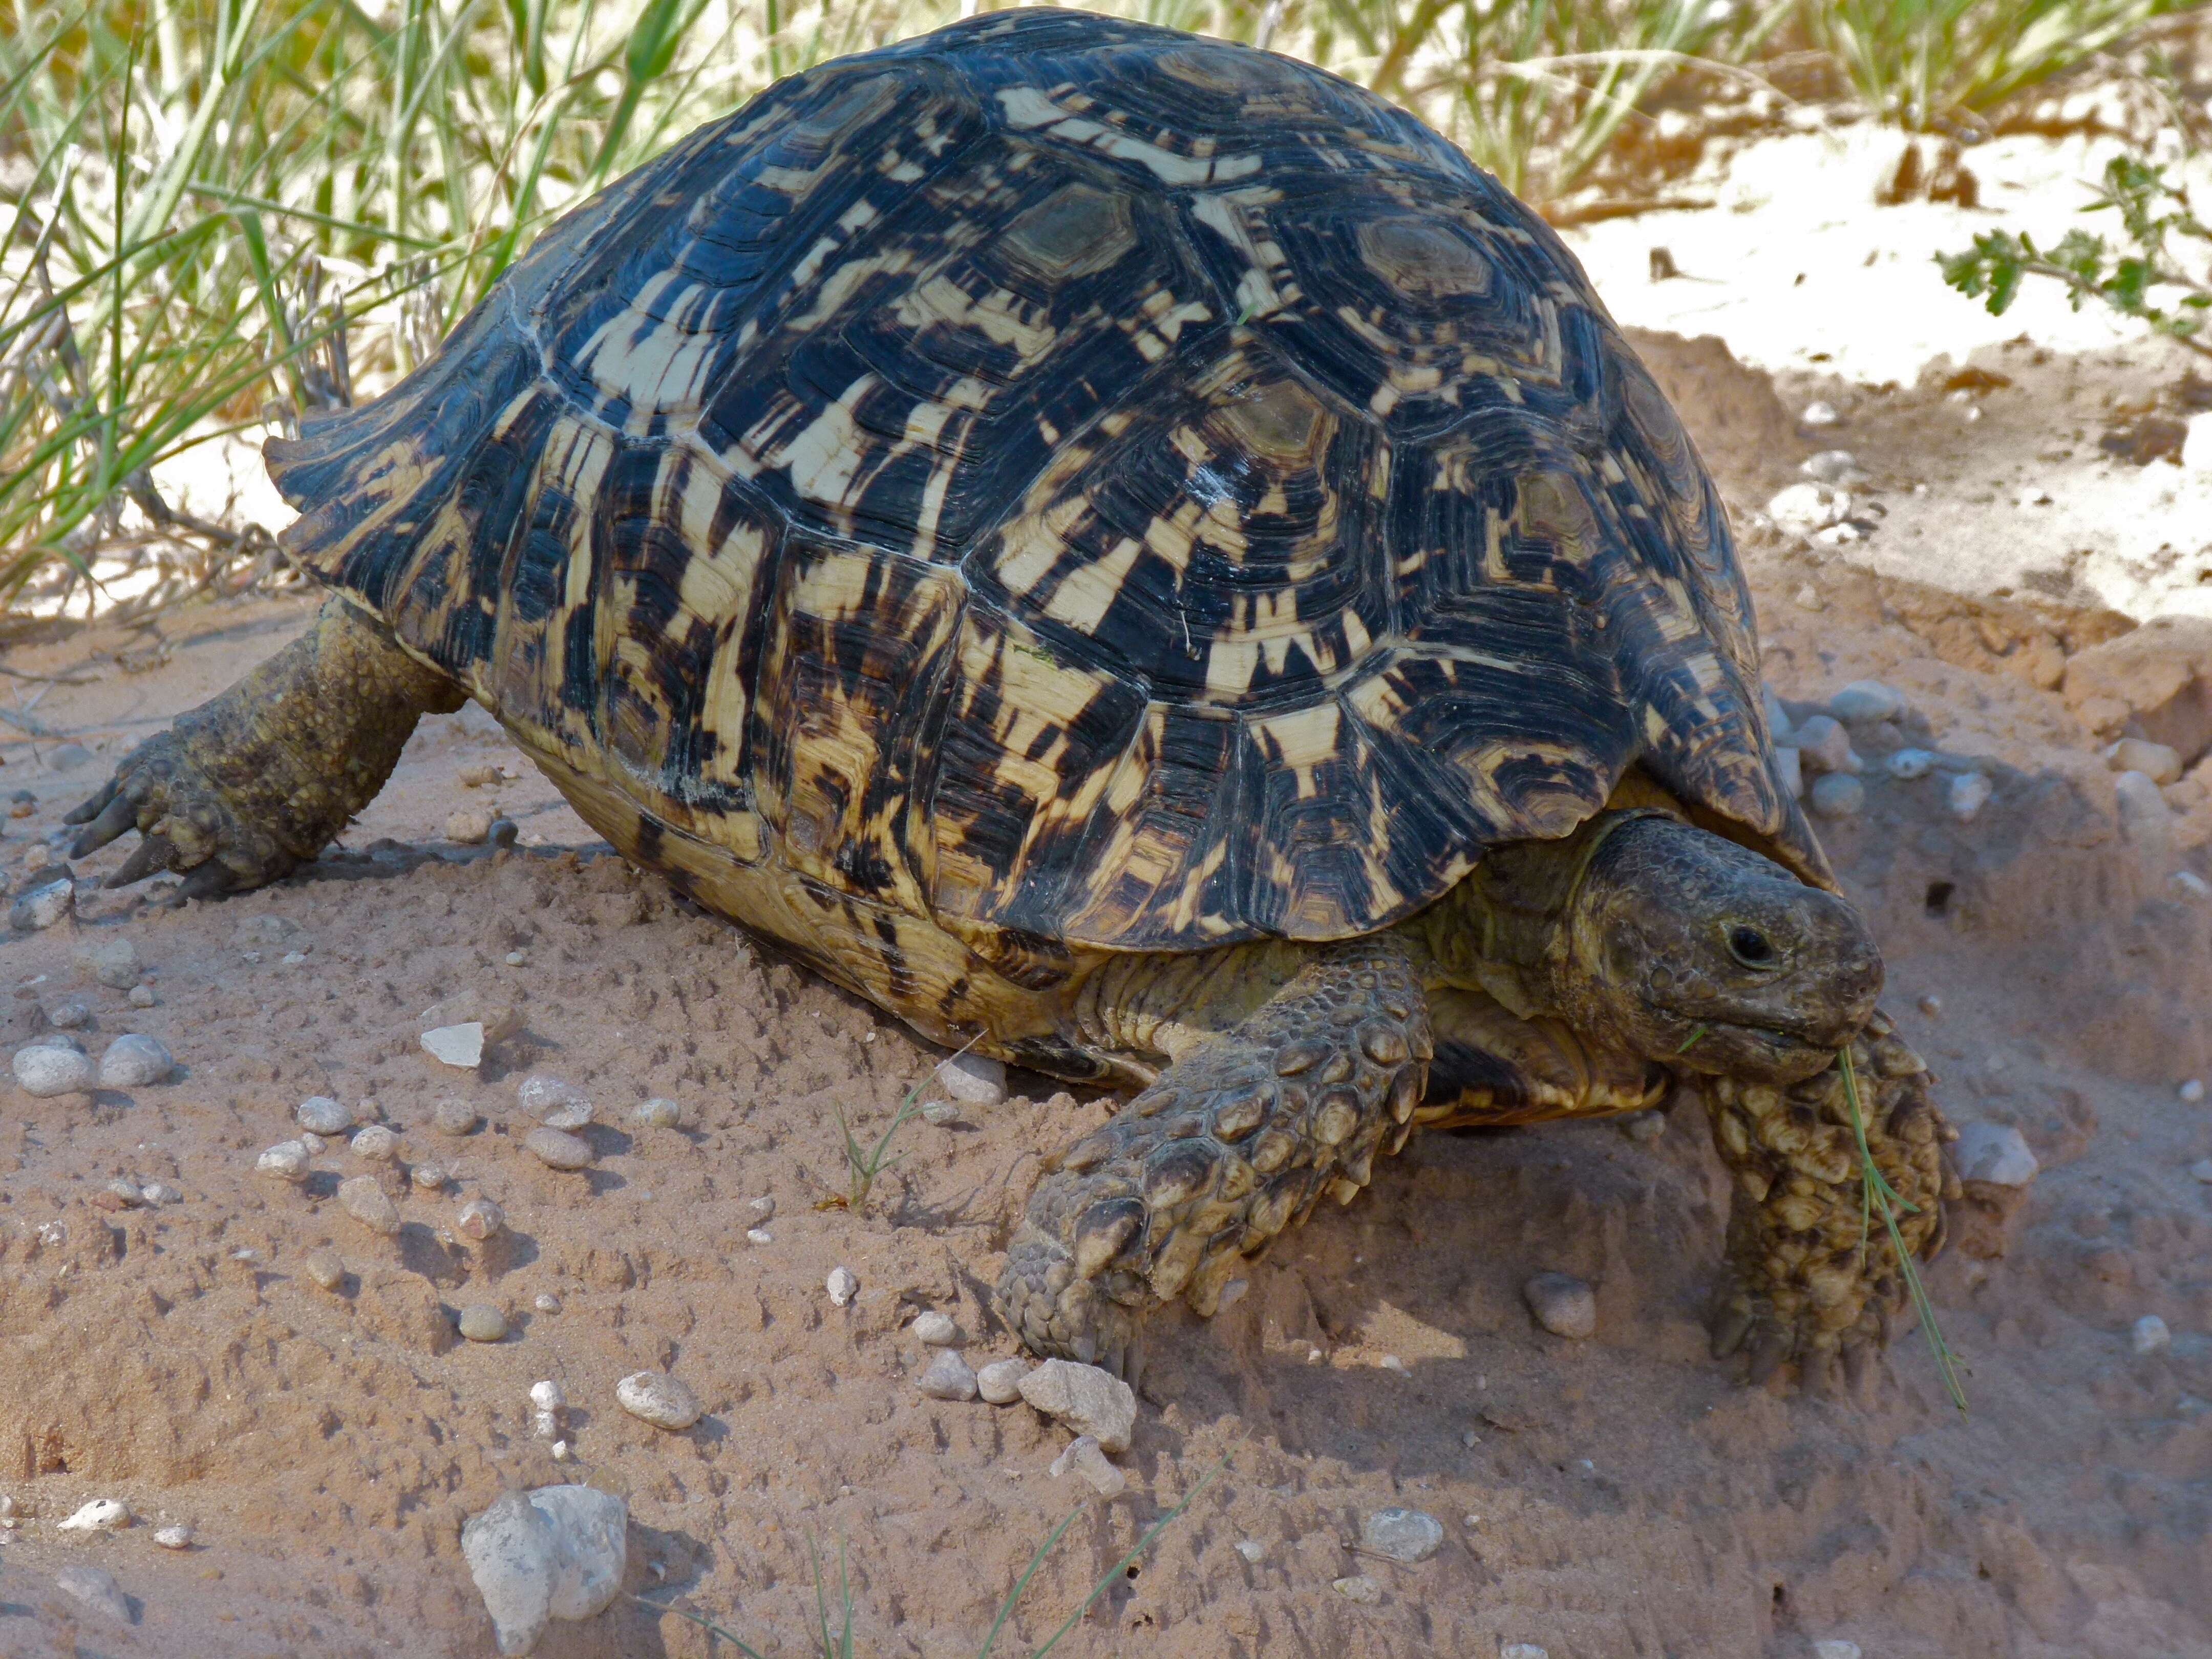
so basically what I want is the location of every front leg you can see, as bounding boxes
[1704,1011,1960,1393]
[66,595,463,899]
[994,939,1431,1372]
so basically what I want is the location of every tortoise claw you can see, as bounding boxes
[63,779,118,827]
[176,860,241,903]
[70,791,138,858]
[105,834,176,888]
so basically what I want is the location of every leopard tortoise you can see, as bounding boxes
[69,8,1956,1391]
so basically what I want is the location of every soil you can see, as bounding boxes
[4,96,2212,1659]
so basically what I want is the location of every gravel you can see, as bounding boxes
[518,1076,593,1130]
[46,997,92,1029]
[97,1034,173,1088]
[297,1096,355,1135]
[13,1044,96,1097]
[911,1310,959,1346]
[976,1358,1029,1404]
[457,1198,505,1241]
[826,1267,858,1307]
[616,1371,701,1430]
[1954,1122,2038,1187]
[433,1097,482,1136]
[304,1248,346,1291]
[350,1125,401,1162]
[632,1098,682,1129]
[337,1174,401,1236]
[916,1349,979,1401]
[256,1141,311,1182]
[524,1126,594,1169]
[1524,1272,1598,1339]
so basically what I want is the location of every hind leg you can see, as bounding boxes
[1704,1012,1960,1394]
[67,595,463,899]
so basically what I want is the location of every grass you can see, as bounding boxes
[1,0,2186,610]
[635,1453,1229,1657]
[1837,1045,1969,1415]
[820,1034,979,1214]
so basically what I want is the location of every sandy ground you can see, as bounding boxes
[5,98,2212,1659]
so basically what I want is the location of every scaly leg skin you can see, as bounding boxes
[66,595,463,900]
[1415,987,1664,1129]
[1704,1010,1961,1395]
[995,938,1431,1374]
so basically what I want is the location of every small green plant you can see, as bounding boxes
[820,1034,980,1214]
[1837,1046,1968,1415]
[637,1455,1228,1657]
[1940,153,2212,360]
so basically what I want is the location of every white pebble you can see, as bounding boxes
[256,1141,311,1182]
[75,938,141,989]
[338,1175,401,1236]
[1333,1574,1382,1604]
[1793,583,1824,612]
[1765,480,1851,534]
[461,1486,629,1658]
[1048,1434,1125,1496]
[54,1564,131,1624]
[616,1371,701,1430]
[524,1126,594,1169]
[350,1125,400,1162]
[936,1052,1006,1105]
[456,1197,505,1241]
[1800,399,1840,426]
[1947,771,1993,822]
[505,950,527,966]
[976,1358,1029,1404]
[457,1304,508,1343]
[1793,714,1857,774]
[750,1195,776,1221]
[9,877,74,931]
[140,1182,179,1205]
[2172,871,2212,902]
[1017,1359,1137,1454]
[445,809,493,845]
[420,1023,486,1070]
[304,1248,345,1290]
[13,1044,96,1098]
[2180,1079,2206,1104]
[2189,1159,2212,1184]
[2132,1314,2172,1355]
[1809,773,1865,819]
[1524,1272,1597,1339]
[1812,1644,1861,1659]
[410,1161,448,1192]
[128,984,156,1007]
[921,1100,961,1126]
[2106,737,2183,785]
[912,1310,959,1346]
[96,1034,173,1089]
[1502,1647,1550,1659]
[296,1096,354,1135]
[632,1098,682,1129]
[826,1267,859,1307]
[298,1131,328,1154]
[1887,748,1936,780]
[550,1439,571,1461]
[916,1349,979,1401]
[535,1293,563,1313]
[530,1380,566,1413]
[1360,1506,1444,1563]
[1800,449,1864,483]
[57,1497,130,1533]
[153,1523,194,1549]
[518,1076,592,1131]
[433,1096,481,1136]
[1953,1122,2038,1187]
[745,1227,773,1246]
[46,998,91,1030]
[1234,1539,1266,1564]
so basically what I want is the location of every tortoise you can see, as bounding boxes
[68,8,1954,1390]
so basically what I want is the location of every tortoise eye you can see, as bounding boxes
[1728,925,1778,969]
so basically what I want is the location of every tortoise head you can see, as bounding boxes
[1545,812,1881,1083]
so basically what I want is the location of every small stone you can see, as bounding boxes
[1332,1574,1382,1604]
[9,876,74,931]
[1947,771,1993,822]
[2181,410,2212,473]
[920,1100,961,1126]
[1793,583,1824,612]
[304,1248,346,1291]
[1773,746,1803,800]
[1887,748,1936,780]
[257,1140,311,1182]
[1766,481,1851,533]
[299,1130,328,1154]
[745,1227,772,1246]
[2107,737,2183,785]
[2116,770,2173,847]
[445,809,494,845]
[976,1358,1028,1404]
[140,1182,179,1205]
[45,743,93,771]
[2173,871,2212,902]
[422,1023,486,1070]
[1360,1506,1444,1564]
[917,1349,979,1401]
[535,1292,563,1313]
[13,1043,96,1097]
[97,1033,173,1088]
[488,818,520,849]
[458,1304,509,1343]
[1524,1271,1598,1339]
[46,997,92,1029]
[505,949,528,966]
[411,1161,448,1192]
[153,1524,194,1549]
[433,1096,482,1136]
[531,1380,566,1412]
[1812,1644,1862,1659]
[751,1195,776,1221]
[1049,1434,1125,1496]
[1919,994,1943,1016]
[54,1564,132,1625]
[632,1098,681,1129]
[350,1124,401,1162]
[297,1095,355,1135]
[457,1197,505,1241]
[461,1485,627,1657]
[128,984,156,1007]
[1810,773,1865,819]
[1954,1122,2038,1186]
[58,1497,130,1533]
[1801,399,1840,426]
[1800,449,1864,484]
[1501,1647,1550,1659]
[1234,1539,1266,1564]
[99,1176,146,1209]
[912,1310,959,1346]
[524,1126,594,1169]
[2179,1079,2206,1104]
[1828,679,1903,724]
[937,1052,1006,1105]
[2132,1314,2172,1355]
[338,1174,402,1235]
[2190,1159,2212,1184]
[1017,1359,1137,1454]
[518,1076,593,1131]
[826,1267,859,1307]
[7,788,32,815]
[1617,1110,1665,1142]
[1793,715,1857,774]
[616,1371,701,1430]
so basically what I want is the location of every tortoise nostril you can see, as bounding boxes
[1728,925,1778,968]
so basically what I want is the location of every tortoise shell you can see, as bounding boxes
[265,7,1824,958]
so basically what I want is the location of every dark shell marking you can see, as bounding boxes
[266,7,1821,960]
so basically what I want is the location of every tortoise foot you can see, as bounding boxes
[995,939,1430,1368]
[1704,1013,1960,1395]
